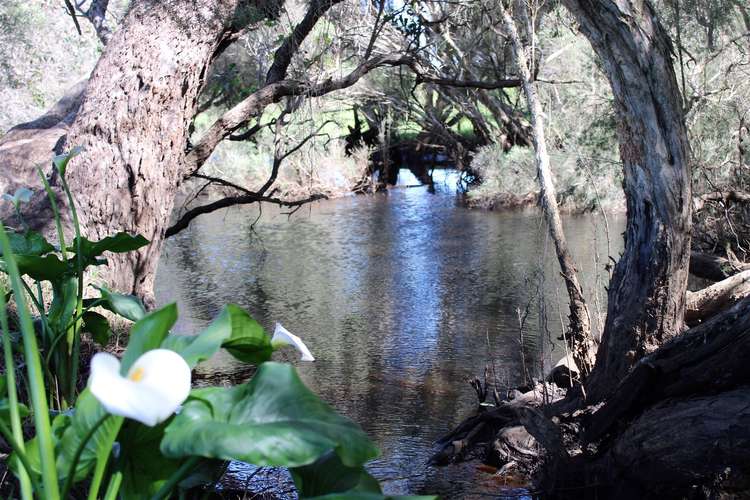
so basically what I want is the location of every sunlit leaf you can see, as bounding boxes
[220,305,273,364]
[68,233,149,261]
[163,304,272,368]
[161,362,378,468]
[120,303,178,373]
[90,286,146,322]
[52,147,82,178]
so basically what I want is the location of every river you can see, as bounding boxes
[155,170,622,499]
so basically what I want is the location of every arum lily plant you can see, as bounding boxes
[0,151,435,499]
[89,349,192,427]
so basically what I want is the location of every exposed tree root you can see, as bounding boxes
[431,298,750,498]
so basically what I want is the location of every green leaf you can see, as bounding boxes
[57,390,123,483]
[0,399,30,427]
[91,286,146,322]
[82,311,111,346]
[219,305,273,364]
[12,412,70,478]
[291,450,436,499]
[117,421,183,499]
[291,451,381,498]
[161,362,378,468]
[52,147,82,178]
[69,233,149,263]
[3,231,55,256]
[162,304,271,368]
[120,303,177,373]
[10,254,69,281]
[47,277,78,335]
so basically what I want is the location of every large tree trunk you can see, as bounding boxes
[499,2,594,378]
[562,0,692,400]
[0,0,277,304]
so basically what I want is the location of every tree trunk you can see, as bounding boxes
[1,0,278,305]
[562,0,692,400]
[499,2,595,378]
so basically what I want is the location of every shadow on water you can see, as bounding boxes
[155,169,623,498]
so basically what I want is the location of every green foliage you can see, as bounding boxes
[162,303,273,368]
[0,150,150,408]
[119,304,177,374]
[161,362,379,467]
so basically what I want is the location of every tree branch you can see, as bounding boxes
[165,192,327,237]
[184,53,415,174]
[265,0,344,85]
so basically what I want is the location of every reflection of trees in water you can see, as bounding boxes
[156,193,622,494]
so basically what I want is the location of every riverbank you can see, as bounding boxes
[464,145,625,214]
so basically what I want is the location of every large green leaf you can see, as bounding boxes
[220,304,273,364]
[161,362,378,468]
[120,303,178,373]
[69,233,149,264]
[90,286,146,322]
[117,421,182,499]
[57,390,123,483]
[162,304,272,368]
[291,451,381,498]
[11,254,69,281]
[3,231,55,256]
[82,311,111,346]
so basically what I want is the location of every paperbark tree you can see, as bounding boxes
[562,0,692,400]
[498,1,595,379]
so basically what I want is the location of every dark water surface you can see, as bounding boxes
[155,170,622,499]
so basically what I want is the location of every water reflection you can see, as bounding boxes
[155,170,622,498]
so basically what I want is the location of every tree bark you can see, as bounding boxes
[562,0,692,400]
[8,0,280,305]
[499,2,595,378]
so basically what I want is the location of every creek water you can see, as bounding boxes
[155,170,622,499]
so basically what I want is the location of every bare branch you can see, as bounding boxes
[165,192,327,237]
[265,0,345,84]
[184,53,414,174]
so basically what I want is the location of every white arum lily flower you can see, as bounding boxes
[88,349,191,426]
[272,323,315,361]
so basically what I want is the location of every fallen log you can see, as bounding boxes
[585,295,750,443]
[685,269,750,324]
[689,251,750,282]
[694,190,750,211]
[604,387,750,496]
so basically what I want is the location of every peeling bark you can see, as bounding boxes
[562,0,692,400]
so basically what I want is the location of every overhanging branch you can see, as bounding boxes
[165,191,327,237]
